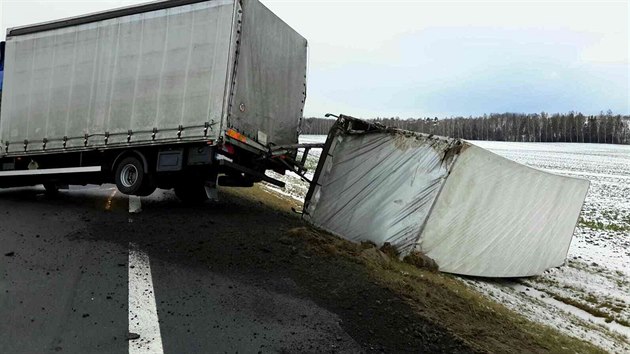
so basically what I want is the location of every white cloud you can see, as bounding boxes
[580,33,629,64]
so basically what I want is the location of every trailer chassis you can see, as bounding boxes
[0,135,323,202]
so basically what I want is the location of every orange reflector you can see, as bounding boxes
[226,129,247,143]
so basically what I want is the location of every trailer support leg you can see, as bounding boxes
[204,179,219,202]
[129,195,142,213]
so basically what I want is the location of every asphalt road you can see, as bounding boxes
[0,186,360,353]
[0,184,471,354]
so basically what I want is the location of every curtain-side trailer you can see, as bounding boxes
[0,0,314,202]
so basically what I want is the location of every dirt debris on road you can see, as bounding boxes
[77,187,472,353]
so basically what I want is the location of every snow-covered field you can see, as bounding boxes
[266,136,630,352]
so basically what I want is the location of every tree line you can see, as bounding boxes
[301,111,630,144]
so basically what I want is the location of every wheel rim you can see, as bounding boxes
[120,164,138,188]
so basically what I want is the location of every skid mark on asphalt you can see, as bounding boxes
[129,244,164,354]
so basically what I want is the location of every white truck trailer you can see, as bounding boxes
[0,0,314,201]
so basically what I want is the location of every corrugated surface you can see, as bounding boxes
[304,130,460,254]
[418,144,591,277]
[0,1,234,153]
[7,0,217,36]
[228,0,307,146]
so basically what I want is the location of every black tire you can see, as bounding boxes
[43,182,59,196]
[174,181,208,204]
[114,156,156,196]
[135,176,157,197]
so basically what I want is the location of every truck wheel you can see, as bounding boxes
[174,182,208,204]
[114,156,156,196]
[43,183,59,196]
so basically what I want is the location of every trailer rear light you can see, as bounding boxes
[222,143,236,155]
[226,129,247,143]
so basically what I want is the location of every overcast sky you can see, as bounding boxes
[1,0,628,118]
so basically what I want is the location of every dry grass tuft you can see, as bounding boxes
[403,251,439,272]
[378,242,399,259]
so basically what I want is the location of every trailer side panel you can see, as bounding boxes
[0,0,235,155]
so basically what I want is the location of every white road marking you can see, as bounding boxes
[0,166,101,176]
[129,244,164,354]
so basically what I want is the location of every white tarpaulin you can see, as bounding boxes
[304,116,590,277]
[1,1,235,150]
[1,0,306,155]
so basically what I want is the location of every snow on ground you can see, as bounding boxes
[264,135,326,202]
[266,136,630,352]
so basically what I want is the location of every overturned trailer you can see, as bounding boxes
[304,116,590,277]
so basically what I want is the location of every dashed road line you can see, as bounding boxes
[128,243,164,354]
